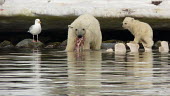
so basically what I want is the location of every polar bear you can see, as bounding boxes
[122,17,154,51]
[66,14,102,51]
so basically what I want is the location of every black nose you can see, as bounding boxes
[78,35,82,38]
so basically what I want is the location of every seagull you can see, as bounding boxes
[28,19,42,42]
[0,0,5,11]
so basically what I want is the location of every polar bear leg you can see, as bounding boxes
[93,40,102,50]
[141,37,153,48]
[66,45,74,51]
[83,42,90,50]
[66,40,75,51]
[130,36,140,44]
[133,36,141,44]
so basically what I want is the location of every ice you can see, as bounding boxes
[0,0,170,18]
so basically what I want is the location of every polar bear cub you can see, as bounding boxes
[122,17,154,52]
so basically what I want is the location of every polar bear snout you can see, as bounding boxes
[122,22,129,29]
[76,31,85,38]
[78,35,83,38]
[122,24,126,29]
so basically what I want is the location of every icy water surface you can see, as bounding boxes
[0,49,170,96]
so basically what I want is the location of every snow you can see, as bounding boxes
[0,0,170,18]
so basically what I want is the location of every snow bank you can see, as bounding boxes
[0,0,170,18]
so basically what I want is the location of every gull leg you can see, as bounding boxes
[32,35,36,42]
[37,35,39,42]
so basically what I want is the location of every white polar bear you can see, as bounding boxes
[66,14,102,51]
[122,17,154,51]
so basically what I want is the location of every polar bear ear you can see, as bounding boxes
[68,25,73,29]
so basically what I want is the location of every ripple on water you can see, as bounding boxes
[0,49,170,96]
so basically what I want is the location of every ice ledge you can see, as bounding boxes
[0,0,170,18]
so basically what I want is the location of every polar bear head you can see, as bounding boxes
[68,25,86,38]
[122,17,134,29]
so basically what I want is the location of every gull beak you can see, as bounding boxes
[39,21,41,23]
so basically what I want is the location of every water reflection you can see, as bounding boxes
[0,49,170,95]
[155,52,170,95]
[31,49,42,96]
[126,52,153,90]
[67,51,102,96]
[102,51,154,95]
[0,49,44,96]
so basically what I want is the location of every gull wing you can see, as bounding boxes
[28,25,34,32]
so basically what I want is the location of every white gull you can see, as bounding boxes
[28,19,42,42]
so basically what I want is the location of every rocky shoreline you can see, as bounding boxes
[0,39,117,49]
[0,39,162,50]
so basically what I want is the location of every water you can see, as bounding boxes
[0,49,170,96]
